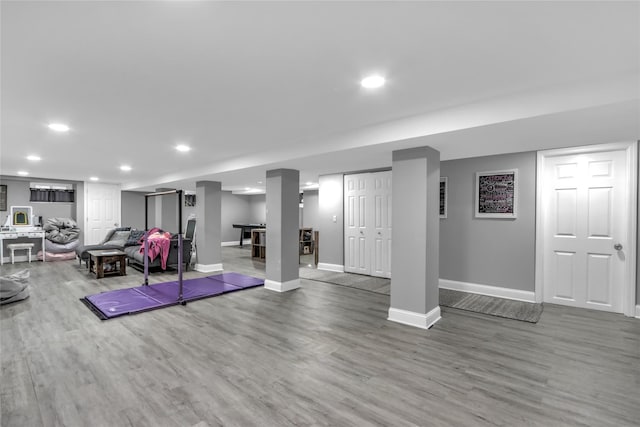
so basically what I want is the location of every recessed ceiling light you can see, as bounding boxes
[120,165,132,172]
[360,74,386,89]
[175,144,191,152]
[17,171,29,176]
[90,176,99,181]
[257,181,263,184]
[48,123,70,132]
[27,155,41,161]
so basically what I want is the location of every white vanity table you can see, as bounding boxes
[0,227,46,265]
[1,205,45,265]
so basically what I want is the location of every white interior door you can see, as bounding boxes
[538,142,637,314]
[344,173,369,275]
[85,183,121,245]
[344,171,392,277]
[371,171,392,278]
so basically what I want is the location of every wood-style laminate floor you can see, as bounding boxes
[1,248,639,427]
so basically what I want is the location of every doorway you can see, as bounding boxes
[535,142,637,316]
[85,183,122,245]
[344,171,392,278]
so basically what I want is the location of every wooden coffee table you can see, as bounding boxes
[87,249,127,279]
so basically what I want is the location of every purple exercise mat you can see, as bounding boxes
[85,287,170,319]
[207,272,264,288]
[178,277,239,299]
[83,272,264,319]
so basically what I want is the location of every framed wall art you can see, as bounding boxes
[184,193,196,207]
[475,169,518,218]
[439,177,448,218]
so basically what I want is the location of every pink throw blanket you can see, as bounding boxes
[139,228,171,270]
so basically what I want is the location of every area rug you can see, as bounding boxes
[439,288,543,323]
[299,268,543,323]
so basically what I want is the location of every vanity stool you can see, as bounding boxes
[7,243,35,264]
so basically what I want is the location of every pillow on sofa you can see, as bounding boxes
[104,230,131,247]
[99,227,130,245]
[125,229,145,246]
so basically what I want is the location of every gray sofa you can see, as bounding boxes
[76,228,192,271]
[75,227,134,267]
[124,236,192,272]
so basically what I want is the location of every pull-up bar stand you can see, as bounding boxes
[143,189,185,305]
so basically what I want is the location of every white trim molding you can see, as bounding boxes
[221,240,251,247]
[317,263,344,273]
[265,278,300,292]
[440,279,536,303]
[194,263,223,273]
[2,255,31,264]
[388,306,441,330]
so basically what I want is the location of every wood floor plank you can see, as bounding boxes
[1,250,639,426]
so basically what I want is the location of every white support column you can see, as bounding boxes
[388,146,441,329]
[265,169,300,292]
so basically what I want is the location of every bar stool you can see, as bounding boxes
[7,243,35,264]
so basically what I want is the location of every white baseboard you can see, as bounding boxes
[439,279,536,303]
[194,263,223,273]
[635,305,640,319]
[317,263,344,273]
[265,278,300,292]
[1,255,33,264]
[388,306,441,330]
[221,240,251,247]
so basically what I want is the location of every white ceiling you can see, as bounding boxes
[1,1,638,193]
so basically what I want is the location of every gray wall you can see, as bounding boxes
[439,151,536,292]
[221,192,251,242]
[121,191,146,230]
[0,176,80,255]
[159,192,179,233]
[183,199,196,224]
[248,194,266,224]
[317,174,344,267]
[132,191,264,243]
[302,189,319,230]
[0,177,77,223]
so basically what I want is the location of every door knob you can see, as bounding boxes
[359,230,364,234]
[614,243,623,251]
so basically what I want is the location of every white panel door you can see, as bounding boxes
[344,173,369,274]
[371,171,392,278]
[344,171,392,277]
[542,149,629,312]
[85,183,121,245]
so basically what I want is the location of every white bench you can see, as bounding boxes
[6,243,35,264]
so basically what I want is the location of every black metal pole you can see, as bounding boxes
[177,190,184,304]
[144,195,149,286]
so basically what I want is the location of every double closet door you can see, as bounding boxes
[344,171,392,278]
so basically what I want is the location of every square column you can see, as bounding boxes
[265,169,300,292]
[195,181,223,273]
[389,147,441,329]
